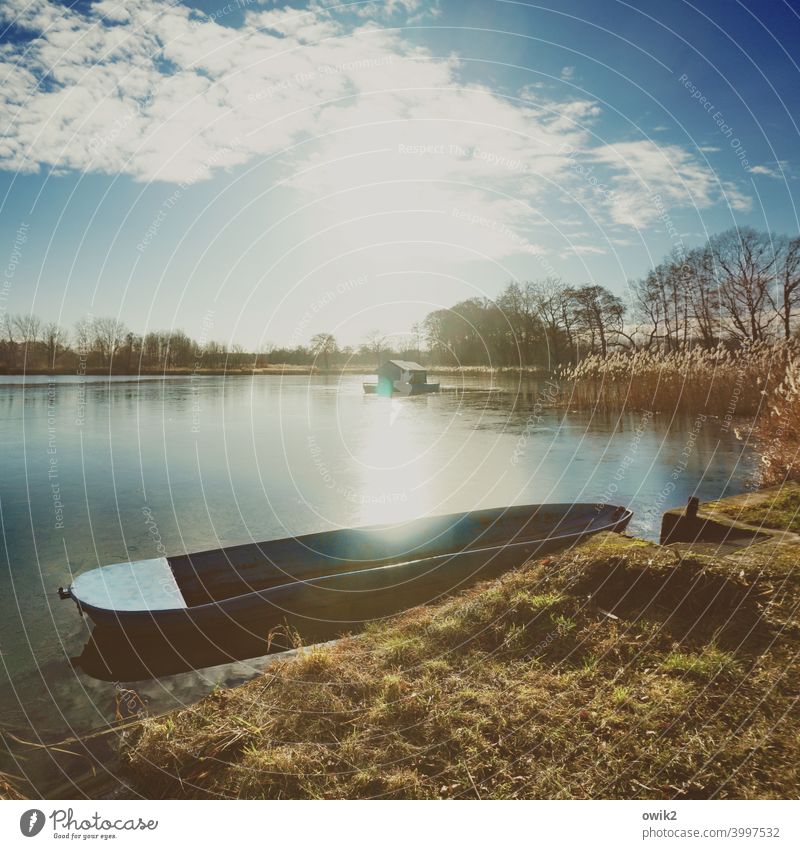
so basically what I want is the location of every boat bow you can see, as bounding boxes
[68,557,186,614]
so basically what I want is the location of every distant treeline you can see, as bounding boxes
[3,227,799,373]
[422,226,800,367]
[0,316,416,372]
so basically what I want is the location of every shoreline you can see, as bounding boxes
[8,484,798,799]
[0,365,553,377]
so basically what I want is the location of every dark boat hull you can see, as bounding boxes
[68,504,631,639]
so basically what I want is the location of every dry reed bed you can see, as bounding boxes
[558,341,798,418]
[428,365,551,375]
[751,356,800,485]
[124,525,800,799]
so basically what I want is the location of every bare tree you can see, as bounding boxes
[43,322,67,366]
[710,227,778,343]
[309,332,337,369]
[12,313,41,349]
[530,277,573,364]
[571,285,625,356]
[92,317,128,365]
[363,329,387,367]
[683,246,720,348]
[633,271,665,349]
[74,316,93,359]
[410,321,423,360]
[166,330,194,368]
[775,235,800,340]
[423,311,450,364]
[497,282,539,364]
[636,258,687,351]
[560,287,579,359]
[257,340,275,368]
[123,331,140,372]
[229,343,247,369]
[1,314,17,368]
[2,314,14,344]
[635,248,720,350]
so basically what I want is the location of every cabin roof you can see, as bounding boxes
[384,359,426,371]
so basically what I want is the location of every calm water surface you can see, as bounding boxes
[0,373,756,786]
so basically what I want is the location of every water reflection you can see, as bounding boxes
[357,395,438,524]
[73,624,303,682]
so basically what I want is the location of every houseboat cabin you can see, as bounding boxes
[364,360,440,395]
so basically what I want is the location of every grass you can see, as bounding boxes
[704,483,800,534]
[661,647,740,679]
[122,530,800,799]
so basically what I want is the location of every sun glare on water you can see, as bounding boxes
[354,397,435,526]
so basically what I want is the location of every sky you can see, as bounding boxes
[1,0,800,350]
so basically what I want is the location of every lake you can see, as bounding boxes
[0,372,756,790]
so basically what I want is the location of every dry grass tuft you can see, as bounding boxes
[0,770,28,800]
[123,525,800,799]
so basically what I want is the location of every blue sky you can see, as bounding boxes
[2,0,799,348]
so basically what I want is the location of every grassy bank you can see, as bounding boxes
[123,492,800,799]
[703,482,800,534]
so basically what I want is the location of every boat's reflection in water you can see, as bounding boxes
[73,620,345,682]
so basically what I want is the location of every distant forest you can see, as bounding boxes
[2,226,799,373]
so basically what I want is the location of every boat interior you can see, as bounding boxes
[168,503,623,607]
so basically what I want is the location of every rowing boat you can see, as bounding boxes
[59,503,631,637]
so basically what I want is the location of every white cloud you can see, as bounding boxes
[246,7,342,42]
[0,1,456,185]
[350,0,441,21]
[589,140,751,226]
[748,164,781,178]
[0,0,751,258]
[518,82,549,101]
[569,244,606,255]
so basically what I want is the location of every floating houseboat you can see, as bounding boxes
[363,360,440,395]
